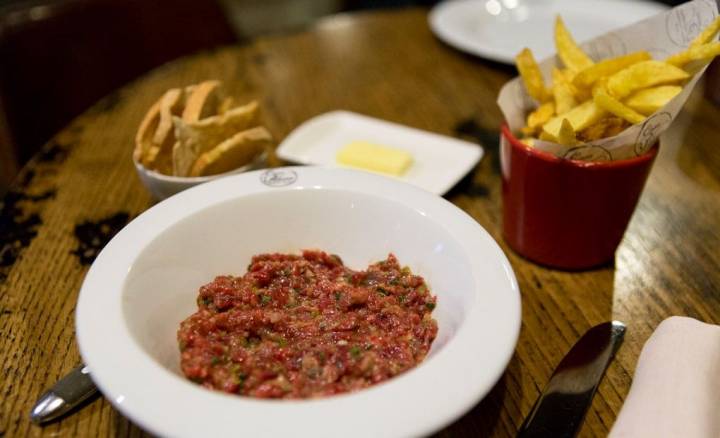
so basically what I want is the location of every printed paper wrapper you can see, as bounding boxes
[497,0,719,161]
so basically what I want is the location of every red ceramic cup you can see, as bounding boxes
[500,124,658,270]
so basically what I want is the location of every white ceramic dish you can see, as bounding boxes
[429,0,668,64]
[275,111,484,195]
[76,166,520,438]
[133,152,267,200]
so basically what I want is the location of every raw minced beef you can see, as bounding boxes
[177,250,438,399]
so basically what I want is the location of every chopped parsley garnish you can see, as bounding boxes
[376,287,389,296]
[349,346,362,358]
[425,302,436,311]
[260,294,272,305]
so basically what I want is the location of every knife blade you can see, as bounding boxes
[517,320,626,438]
[30,364,99,425]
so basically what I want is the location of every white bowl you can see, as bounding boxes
[76,166,521,438]
[133,152,266,200]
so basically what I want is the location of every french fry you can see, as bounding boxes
[539,130,557,142]
[666,41,720,68]
[556,68,590,101]
[515,14,714,148]
[573,51,652,89]
[558,68,576,82]
[520,126,535,136]
[526,101,556,132]
[624,85,682,116]
[591,77,609,98]
[606,60,689,98]
[520,138,536,147]
[690,16,720,48]
[555,16,594,72]
[594,87,646,124]
[516,48,551,102]
[542,100,606,139]
[577,117,630,142]
[557,119,578,146]
[551,68,577,114]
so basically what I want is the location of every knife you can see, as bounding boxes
[30,364,99,425]
[517,320,626,438]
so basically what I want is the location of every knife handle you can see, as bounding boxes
[30,364,99,424]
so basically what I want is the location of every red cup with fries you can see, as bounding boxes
[498,9,719,269]
[500,125,658,269]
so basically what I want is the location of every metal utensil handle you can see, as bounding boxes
[30,364,98,424]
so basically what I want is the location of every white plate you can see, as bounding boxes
[276,111,483,195]
[429,0,669,64]
[76,166,520,438]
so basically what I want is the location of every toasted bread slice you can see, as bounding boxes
[168,80,222,175]
[144,88,184,171]
[218,96,235,115]
[182,80,221,122]
[189,126,272,177]
[134,98,162,163]
[172,100,260,176]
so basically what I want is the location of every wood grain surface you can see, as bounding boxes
[2,8,720,437]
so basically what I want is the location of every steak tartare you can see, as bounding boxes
[178,250,438,399]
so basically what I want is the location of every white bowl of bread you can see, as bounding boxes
[133,80,273,200]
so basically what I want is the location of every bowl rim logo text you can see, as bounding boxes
[260,169,298,187]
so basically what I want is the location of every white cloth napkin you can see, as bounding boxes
[609,316,720,438]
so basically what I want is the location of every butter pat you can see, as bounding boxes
[336,141,413,175]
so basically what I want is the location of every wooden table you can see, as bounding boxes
[2,8,719,437]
